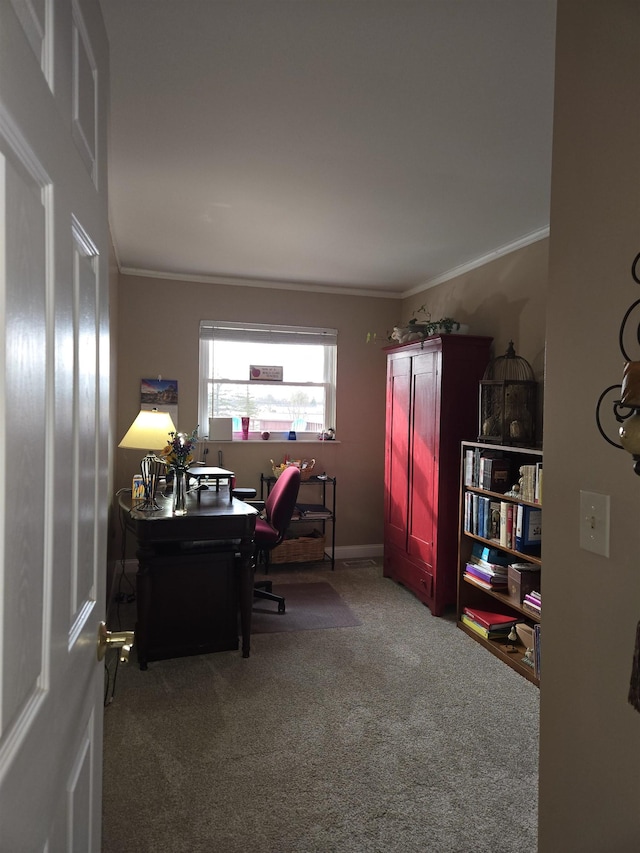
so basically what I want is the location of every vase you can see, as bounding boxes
[173,468,187,516]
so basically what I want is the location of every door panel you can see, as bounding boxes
[408,350,439,568]
[73,240,99,625]
[0,146,48,736]
[0,2,109,850]
[384,354,411,551]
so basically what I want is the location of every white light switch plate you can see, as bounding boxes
[579,490,610,557]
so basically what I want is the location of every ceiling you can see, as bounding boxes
[100,1,557,298]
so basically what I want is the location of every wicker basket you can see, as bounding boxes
[270,531,325,563]
[271,458,316,481]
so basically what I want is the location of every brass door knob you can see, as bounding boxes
[97,622,135,664]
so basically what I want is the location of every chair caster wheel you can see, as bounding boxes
[278,602,286,614]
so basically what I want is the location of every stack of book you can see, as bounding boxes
[522,589,541,618]
[293,503,332,519]
[517,462,543,504]
[461,607,519,640]
[464,448,512,493]
[463,493,502,540]
[463,543,510,591]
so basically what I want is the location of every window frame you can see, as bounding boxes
[198,320,337,440]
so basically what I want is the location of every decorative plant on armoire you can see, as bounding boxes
[366,304,467,344]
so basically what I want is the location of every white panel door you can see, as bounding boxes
[0,2,109,851]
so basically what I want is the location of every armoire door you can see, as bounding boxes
[407,348,439,569]
[384,353,411,551]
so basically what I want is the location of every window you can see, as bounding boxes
[199,321,337,439]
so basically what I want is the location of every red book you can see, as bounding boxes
[463,607,519,631]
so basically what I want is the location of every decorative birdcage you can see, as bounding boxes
[478,341,537,446]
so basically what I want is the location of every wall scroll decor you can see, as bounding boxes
[595,252,640,475]
[595,252,640,713]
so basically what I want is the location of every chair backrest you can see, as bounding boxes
[264,466,301,546]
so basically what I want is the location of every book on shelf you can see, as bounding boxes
[535,463,543,504]
[499,501,515,549]
[463,572,494,592]
[467,555,508,576]
[460,613,513,640]
[471,542,511,566]
[480,457,511,493]
[516,463,543,505]
[463,493,493,539]
[522,590,541,617]
[534,624,541,678]
[462,607,519,631]
[481,495,492,538]
[489,500,501,540]
[464,449,475,487]
[466,447,481,487]
[295,503,332,518]
[464,564,508,588]
[514,505,542,553]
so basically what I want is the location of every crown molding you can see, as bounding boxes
[402,226,550,299]
[117,267,402,299]
[117,225,550,301]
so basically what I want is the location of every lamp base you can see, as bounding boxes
[136,454,166,510]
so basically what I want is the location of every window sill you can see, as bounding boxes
[201,438,339,444]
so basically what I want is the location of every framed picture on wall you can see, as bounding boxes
[140,378,178,429]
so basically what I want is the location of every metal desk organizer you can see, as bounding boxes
[187,465,235,502]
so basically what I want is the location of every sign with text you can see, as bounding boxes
[249,365,283,381]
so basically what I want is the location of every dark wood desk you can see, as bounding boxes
[119,490,257,666]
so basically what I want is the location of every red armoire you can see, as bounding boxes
[383,334,492,615]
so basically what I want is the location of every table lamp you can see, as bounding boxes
[118,408,176,510]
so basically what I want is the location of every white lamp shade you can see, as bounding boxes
[118,409,177,451]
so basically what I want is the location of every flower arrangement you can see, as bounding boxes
[161,427,199,470]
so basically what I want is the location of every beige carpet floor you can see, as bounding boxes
[102,561,539,853]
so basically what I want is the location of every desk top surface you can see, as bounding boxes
[118,489,258,527]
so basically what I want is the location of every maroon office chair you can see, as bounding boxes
[253,465,301,613]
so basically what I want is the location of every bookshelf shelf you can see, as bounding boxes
[464,532,542,567]
[457,441,543,686]
[260,474,336,569]
[465,485,540,509]
[458,623,538,685]
[462,575,540,622]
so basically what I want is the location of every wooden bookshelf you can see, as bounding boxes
[457,441,543,686]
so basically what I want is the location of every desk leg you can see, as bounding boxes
[238,536,254,658]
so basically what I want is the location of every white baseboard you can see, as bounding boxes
[333,544,383,560]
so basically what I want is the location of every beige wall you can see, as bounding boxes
[401,238,548,382]
[539,3,640,850]
[403,238,548,437]
[113,239,549,561]
[114,276,398,556]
